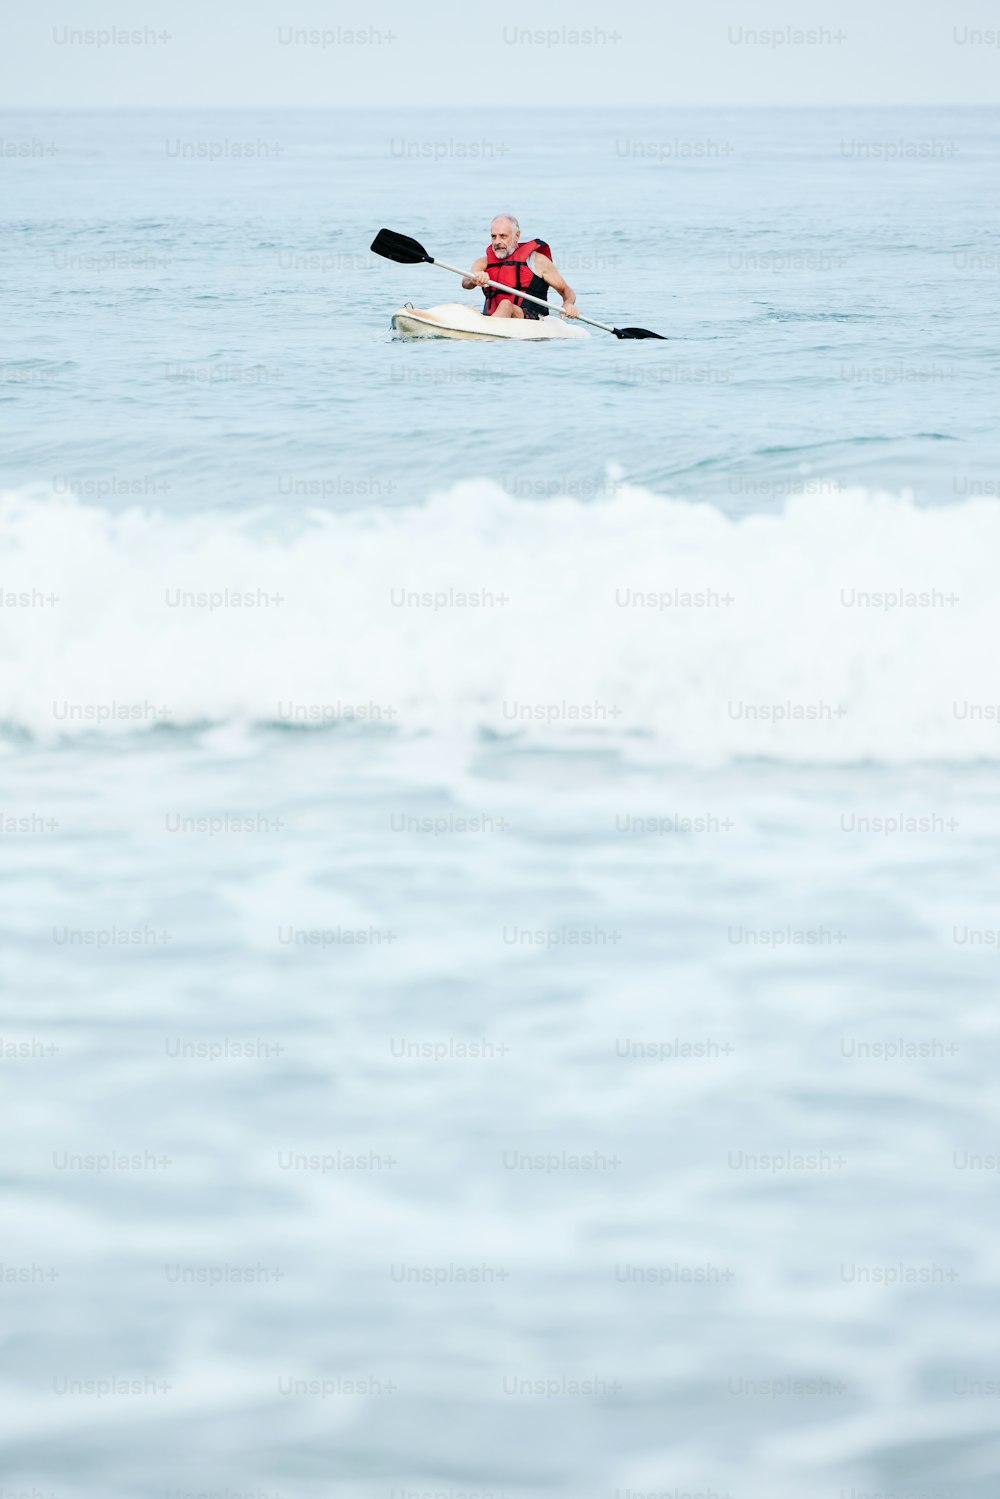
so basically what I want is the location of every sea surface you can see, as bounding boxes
[2,107,1000,1499]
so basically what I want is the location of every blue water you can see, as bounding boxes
[3,108,1000,1499]
[5,107,1000,509]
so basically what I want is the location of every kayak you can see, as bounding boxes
[391,302,589,341]
[391,302,589,342]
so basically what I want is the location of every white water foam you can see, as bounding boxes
[2,480,998,761]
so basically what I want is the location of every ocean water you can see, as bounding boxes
[2,107,1000,1499]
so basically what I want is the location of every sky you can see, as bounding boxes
[2,0,1000,108]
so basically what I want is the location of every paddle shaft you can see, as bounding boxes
[431,257,617,335]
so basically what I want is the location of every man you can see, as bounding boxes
[462,215,579,321]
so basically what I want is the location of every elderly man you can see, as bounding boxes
[461,215,579,320]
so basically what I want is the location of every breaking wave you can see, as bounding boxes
[2,480,998,761]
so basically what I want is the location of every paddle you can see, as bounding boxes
[370,228,666,340]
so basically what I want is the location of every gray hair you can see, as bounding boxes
[490,214,520,236]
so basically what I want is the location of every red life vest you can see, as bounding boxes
[483,238,552,318]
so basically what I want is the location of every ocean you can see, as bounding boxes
[2,107,1000,1499]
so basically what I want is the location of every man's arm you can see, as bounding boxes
[462,256,488,290]
[532,254,578,318]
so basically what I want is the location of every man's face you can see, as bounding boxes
[490,221,519,259]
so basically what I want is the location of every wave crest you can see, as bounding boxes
[2,481,997,761]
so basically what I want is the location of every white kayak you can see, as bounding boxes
[391,301,589,342]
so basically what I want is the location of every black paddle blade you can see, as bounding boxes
[370,228,433,265]
[614,326,666,340]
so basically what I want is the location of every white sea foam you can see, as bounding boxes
[2,481,998,761]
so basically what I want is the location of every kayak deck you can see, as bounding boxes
[391,302,588,342]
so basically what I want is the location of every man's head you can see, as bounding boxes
[490,215,520,259]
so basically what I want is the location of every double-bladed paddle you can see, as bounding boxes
[370,228,666,340]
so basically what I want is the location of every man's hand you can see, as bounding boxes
[473,270,491,289]
[534,253,577,319]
